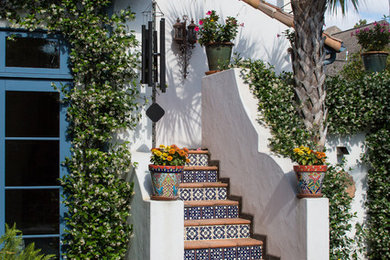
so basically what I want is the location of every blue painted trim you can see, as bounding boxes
[5,186,61,190]
[22,234,60,238]
[0,31,72,79]
[5,137,60,141]
[0,80,5,236]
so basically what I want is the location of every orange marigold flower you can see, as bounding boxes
[179,150,185,156]
[186,159,190,163]
[167,156,173,161]
[169,149,176,155]
[183,147,189,153]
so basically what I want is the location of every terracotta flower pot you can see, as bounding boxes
[294,165,327,198]
[149,165,183,200]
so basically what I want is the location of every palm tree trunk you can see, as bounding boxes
[291,0,328,150]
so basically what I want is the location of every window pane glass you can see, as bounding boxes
[6,37,60,68]
[24,237,59,258]
[6,91,59,137]
[6,140,59,186]
[6,189,59,235]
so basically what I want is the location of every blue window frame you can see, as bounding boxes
[0,29,71,258]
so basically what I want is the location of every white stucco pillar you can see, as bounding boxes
[300,198,330,260]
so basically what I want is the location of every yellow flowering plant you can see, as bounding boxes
[150,144,190,166]
[292,146,327,165]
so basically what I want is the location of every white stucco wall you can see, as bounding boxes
[202,69,329,260]
[151,0,291,148]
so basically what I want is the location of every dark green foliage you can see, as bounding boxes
[3,1,141,259]
[0,224,55,260]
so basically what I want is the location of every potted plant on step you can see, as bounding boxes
[149,144,189,200]
[197,10,242,74]
[353,21,390,72]
[292,146,327,198]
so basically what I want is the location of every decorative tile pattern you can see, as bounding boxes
[218,187,227,200]
[202,206,214,219]
[196,171,207,182]
[199,226,213,240]
[210,248,224,260]
[224,247,237,260]
[180,188,191,201]
[193,188,204,200]
[215,206,227,219]
[239,225,250,238]
[185,226,199,241]
[228,205,239,218]
[208,171,218,182]
[187,207,202,220]
[212,226,226,240]
[186,154,209,166]
[180,187,227,201]
[195,249,209,260]
[205,188,217,200]
[182,170,219,183]
[184,249,196,260]
[237,246,251,259]
[226,225,238,239]
[251,246,262,259]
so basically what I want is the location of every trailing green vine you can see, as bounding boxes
[235,58,374,259]
[2,1,142,259]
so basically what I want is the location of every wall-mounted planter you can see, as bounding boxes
[294,165,327,198]
[205,42,233,72]
[361,51,388,72]
[149,165,183,200]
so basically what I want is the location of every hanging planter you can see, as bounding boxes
[361,51,388,72]
[294,165,327,198]
[205,42,233,72]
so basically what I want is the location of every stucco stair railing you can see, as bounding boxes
[181,150,263,260]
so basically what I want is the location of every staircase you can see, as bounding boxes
[180,150,263,260]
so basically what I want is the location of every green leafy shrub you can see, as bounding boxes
[0,224,55,260]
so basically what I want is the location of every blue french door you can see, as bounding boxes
[0,29,71,258]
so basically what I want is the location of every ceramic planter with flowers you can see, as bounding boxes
[352,21,390,72]
[292,146,327,198]
[149,144,189,200]
[197,10,242,72]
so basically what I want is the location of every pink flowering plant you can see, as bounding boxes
[197,10,241,46]
[352,21,390,51]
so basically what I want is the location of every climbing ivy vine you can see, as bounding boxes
[237,57,390,259]
[1,1,141,259]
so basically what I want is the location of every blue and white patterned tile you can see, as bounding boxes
[179,188,191,201]
[185,226,199,241]
[215,206,227,219]
[192,188,204,200]
[187,207,202,220]
[226,225,239,239]
[228,205,239,218]
[195,171,207,182]
[195,248,209,260]
[184,249,196,260]
[184,207,189,220]
[186,154,209,166]
[212,225,226,240]
[205,188,217,200]
[237,246,251,260]
[183,172,194,183]
[199,226,213,240]
[217,187,227,200]
[208,171,218,182]
[224,247,237,260]
[251,246,262,259]
[210,248,224,260]
[239,225,250,238]
[202,206,215,219]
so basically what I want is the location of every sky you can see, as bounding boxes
[268,0,389,31]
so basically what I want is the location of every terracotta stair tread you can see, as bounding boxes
[179,182,227,188]
[185,218,251,227]
[184,238,263,250]
[188,150,209,154]
[184,199,238,207]
[183,166,218,171]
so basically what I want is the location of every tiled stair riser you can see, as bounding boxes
[182,170,218,183]
[185,224,250,241]
[186,153,209,166]
[185,246,262,260]
[184,205,239,220]
[179,187,227,201]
